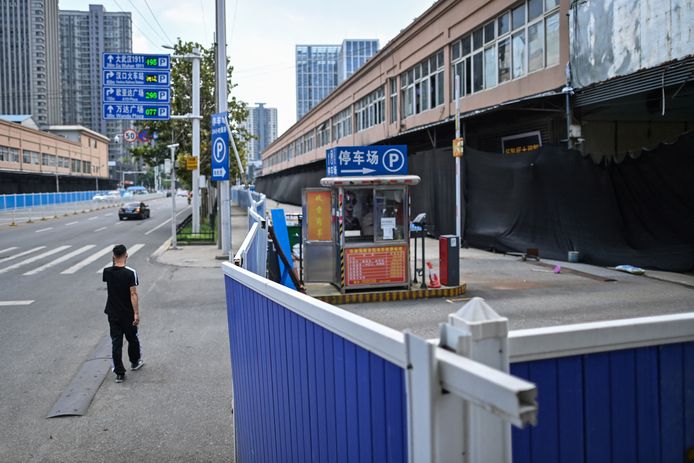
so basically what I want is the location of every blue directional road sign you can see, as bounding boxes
[211,112,229,181]
[103,104,170,120]
[103,70,170,86]
[103,53,170,70]
[102,53,170,121]
[103,87,170,104]
[326,145,408,176]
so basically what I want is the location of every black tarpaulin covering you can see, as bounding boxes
[463,133,694,271]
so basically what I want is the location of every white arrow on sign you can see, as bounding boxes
[107,105,114,113]
[107,54,114,64]
[106,71,114,79]
[341,167,376,174]
[106,88,114,96]
[213,167,227,177]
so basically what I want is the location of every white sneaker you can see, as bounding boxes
[131,359,145,370]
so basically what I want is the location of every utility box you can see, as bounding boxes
[439,235,459,286]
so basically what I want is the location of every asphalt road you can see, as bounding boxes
[0,197,234,462]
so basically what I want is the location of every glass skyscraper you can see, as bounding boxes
[296,40,379,120]
[242,103,278,162]
[296,45,340,120]
[338,39,380,83]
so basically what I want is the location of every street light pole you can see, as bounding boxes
[168,144,179,249]
[192,47,201,234]
[164,45,202,234]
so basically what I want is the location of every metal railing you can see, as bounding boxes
[233,204,267,275]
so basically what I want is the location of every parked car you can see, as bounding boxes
[118,201,150,220]
[93,190,121,202]
[176,189,188,197]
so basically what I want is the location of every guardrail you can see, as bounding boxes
[0,192,164,225]
[233,204,267,275]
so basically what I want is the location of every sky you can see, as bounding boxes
[58,0,432,135]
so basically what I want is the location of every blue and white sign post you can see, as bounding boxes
[102,53,171,121]
[211,112,229,181]
[326,145,408,176]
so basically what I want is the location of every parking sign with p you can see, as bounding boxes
[211,112,229,181]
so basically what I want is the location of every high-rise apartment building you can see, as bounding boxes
[0,0,62,126]
[337,39,379,83]
[242,103,278,163]
[59,5,132,174]
[296,40,379,120]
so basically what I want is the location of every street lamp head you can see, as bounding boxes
[167,143,180,149]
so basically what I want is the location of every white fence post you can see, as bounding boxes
[405,331,436,463]
[439,297,512,463]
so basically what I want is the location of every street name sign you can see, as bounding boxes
[103,104,170,120]
[326,145,408,176]
[102,53,170,70]
[211,112,229,181]
[103,70,170,86]
[102,53,170,121]
[103,87,170,104]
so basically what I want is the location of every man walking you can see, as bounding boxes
[103,244,144,383]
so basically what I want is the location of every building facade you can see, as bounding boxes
[59,4,132,177]
[0,119,110,193]
[296,41,380,120]
[296,45,340,120]
[242,103,278,163]
[0,0,62,127]
[337,39,379,83]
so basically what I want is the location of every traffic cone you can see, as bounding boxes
[427,262,441,288]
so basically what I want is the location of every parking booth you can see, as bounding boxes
[302,145,421,294]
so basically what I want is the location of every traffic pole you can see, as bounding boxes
[192,47,201,234]
[168,144,179,249]
[454,75,462,244]
[216,0,231,259]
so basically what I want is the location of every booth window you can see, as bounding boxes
[375,189,405,241]
[343,188,375,242]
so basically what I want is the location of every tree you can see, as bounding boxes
[129,39,250,188]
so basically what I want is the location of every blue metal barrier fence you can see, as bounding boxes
[0,191,109,210]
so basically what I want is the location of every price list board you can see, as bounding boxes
[345,245,407,287]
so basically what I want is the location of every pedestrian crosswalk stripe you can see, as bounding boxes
[0,247,19,256]
[97,244,145,273]
[0,300,34,306]
[61,245,114,275]
[94,226,107,232]
[23,245,96,276]
[0,245,71,274]
[0,246,46,265]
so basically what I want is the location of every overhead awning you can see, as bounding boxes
[320,175,421,186]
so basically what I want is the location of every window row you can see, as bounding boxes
[451,0,560,98]
[267,1,562,168]
[401,50,445,118]
[355,87,385,132]
[1,145,89,172]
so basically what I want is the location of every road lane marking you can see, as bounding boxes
[0,246,46,264]
[145,218,171,235]
[23,245,95,275]
[144,207,190,235]
[88,216,99,221]
[66,221,79,226]
[0,245,70,274]
[35,227,53,233]
[0,300,34,306]
[0,247,18,254]
[61,245,114,274]
[97,243,144,273]
[94,226,107,232]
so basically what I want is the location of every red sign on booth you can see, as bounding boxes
[345,245,407,287]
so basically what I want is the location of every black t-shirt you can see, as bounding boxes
[103,265,139,320]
